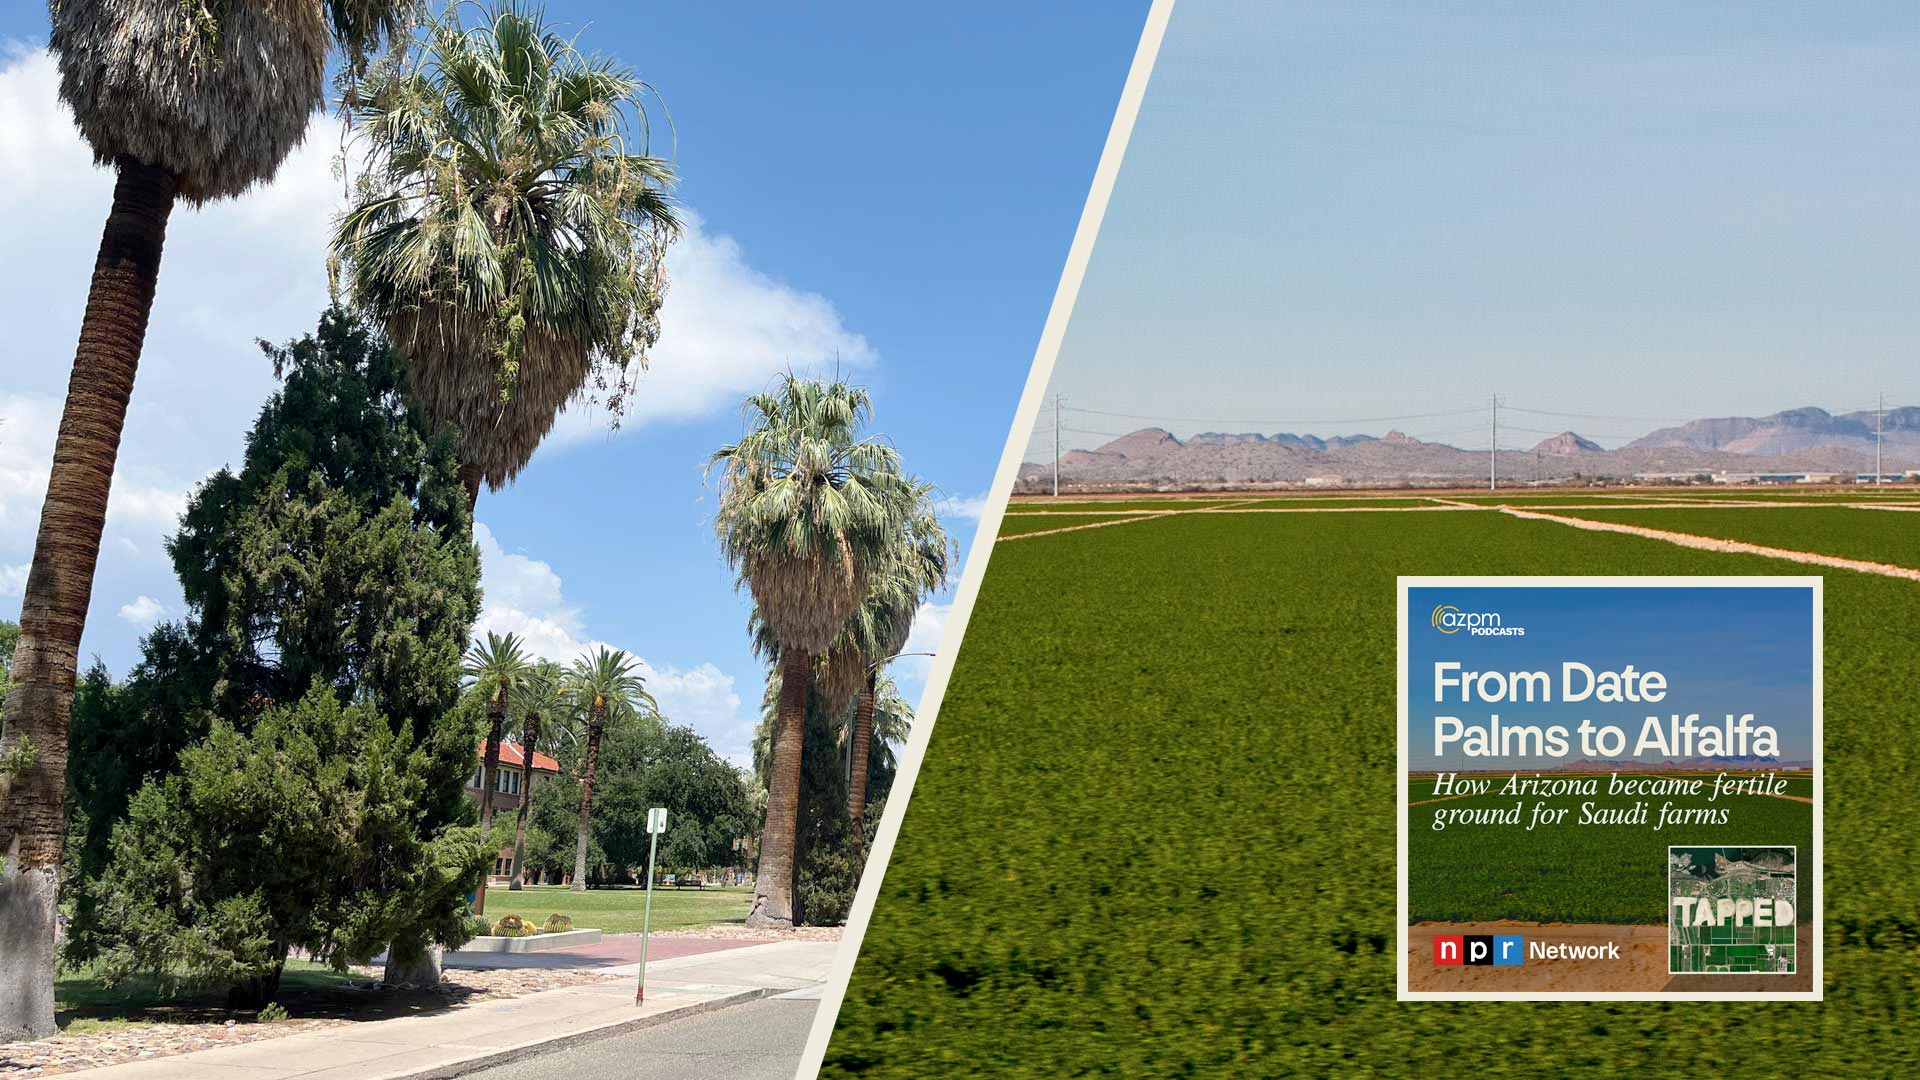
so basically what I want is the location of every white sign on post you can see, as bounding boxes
[647,807,668,834]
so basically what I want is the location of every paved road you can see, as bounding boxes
[461,994,820,1080]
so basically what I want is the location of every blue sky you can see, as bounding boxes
[1031,0,1920,457]
[0,3,1150,763]
[1406,584,1816,769]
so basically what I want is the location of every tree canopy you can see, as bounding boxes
[528,720,752,881]
[76,683,489,1008]
[65,306,485,960]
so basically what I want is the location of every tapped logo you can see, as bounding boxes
[1430,604,1525,637]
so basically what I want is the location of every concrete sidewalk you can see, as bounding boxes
[61,941,838,1080]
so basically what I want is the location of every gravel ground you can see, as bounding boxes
[0,966,626,1077]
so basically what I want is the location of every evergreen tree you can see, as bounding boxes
[79,683,489,1009]
[65,306,483,958]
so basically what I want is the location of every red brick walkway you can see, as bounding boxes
[443,934,759,970]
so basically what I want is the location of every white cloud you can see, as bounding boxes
[938,491,993,522]
[890,601,952,691]
[472,520,752,763]
[0,393,196,554]
[0,562,26,597]
[116,595,166,627]
[547,211,878,444]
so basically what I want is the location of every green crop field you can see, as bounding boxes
[1217,497,1438,509]
[1543,506,1920,569]
[824,506,1920,1077]
[1437,492,1684,506]
[1004,498,1245,513]
[997,512,1147,536]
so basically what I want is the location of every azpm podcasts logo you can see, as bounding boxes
[1430,604,1525,637]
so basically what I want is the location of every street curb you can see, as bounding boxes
[374,985,781,1080]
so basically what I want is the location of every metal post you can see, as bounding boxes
[1052,395,1061,497]
[636,809,663,1004]
[1489,395,1498,491]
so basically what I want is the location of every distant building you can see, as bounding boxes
[470,741,561,881]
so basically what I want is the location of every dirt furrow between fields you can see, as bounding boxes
[1194,505,1476,513]
[1503,507,1920,580]
[1407,790,1497,807]
[995,511,1192,540]
[1650,776,1814,804]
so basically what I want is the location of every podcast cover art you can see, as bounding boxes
[1397,578,1821,1001]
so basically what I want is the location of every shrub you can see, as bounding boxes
[77,683,492,1008]
[542,914,574,934]
[491,914,539,938]
[256,1002,290,1023]
[465,915,493,941]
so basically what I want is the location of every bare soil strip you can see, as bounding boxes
[1005,508,1180,515]
[1650,775,1814,804]
[1405,922,1670,993]
[994,511,1188,541]
[1408,790,1499,807]
[1406,922,1814,994]
[1194,504,1473,513]
[1503,506,1920,581]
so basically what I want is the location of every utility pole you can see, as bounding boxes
[1489,395,1499,491]
[1876,391,1885,486]
[1052,394,1062,497]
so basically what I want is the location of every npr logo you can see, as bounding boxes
[1433,934,1524,966]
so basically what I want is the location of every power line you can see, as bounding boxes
[1061,403,1486,427]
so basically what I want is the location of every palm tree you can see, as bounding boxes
[0,1,413,1043]
[711,376,904,926]
[332,2,680,510]
[563,647,655,891]
[830,482,952,852]
[466,632,531,832]
[506,660,564,890]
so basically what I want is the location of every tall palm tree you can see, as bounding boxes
[466,632,531,832]
[563,647,655,891]
[830,482,952,852]
[0,1,413,1043]
[332,2,680,510]
[711,375,904,926]
[506,660,564,890]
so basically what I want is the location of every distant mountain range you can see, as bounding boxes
[1550,756,1811,773]
[1020,406,1917,488]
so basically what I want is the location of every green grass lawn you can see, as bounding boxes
[479,883,753,934]
[50,886,751,1029]
[824,508,1920,1076]
[55,958,364,1029]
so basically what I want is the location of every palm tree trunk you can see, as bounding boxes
[474,691,505,914]
[571,712,604,892]
[508,715,540,890]
[847,669,877,859]
[459,462,484,517]
[0,156,177,1045]
[480,695,505,830]
[748,649,809,928]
